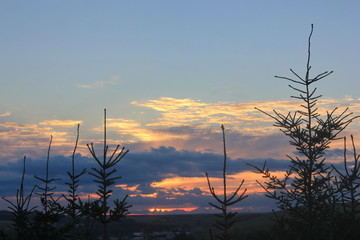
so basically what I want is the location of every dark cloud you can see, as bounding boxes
[292,148,346,159]
[0,146,294,213]
[323,148,346,158]
[153,126,291,159]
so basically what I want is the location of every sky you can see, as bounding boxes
[1,1,360,214]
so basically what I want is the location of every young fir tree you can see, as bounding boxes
[32,136,66,240]
[332,136,360,239]
[2,156,36,240]
[63,124,87,239]
[206,125,248,240]
[249,25,358,240]
[86,109,132,240]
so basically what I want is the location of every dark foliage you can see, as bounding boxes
[86,109,132,240]
[205,125,248,240]
[249,24,359,240]
[62,124,87,239]
[332,136,360,239]
[32,136,68,240]
[1,157,36,240]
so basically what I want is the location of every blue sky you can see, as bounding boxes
[1,1,360,214]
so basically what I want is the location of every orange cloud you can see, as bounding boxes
[148,207,198,213]
[0,120,88,161]
[98,118,191,143]
[0,112,11,117]
[39,120,83,126]
[116,184,141,192]
[129,193,158,198]
[137,193,158,198]
[150,171,286,195]
[126,97,360,158]
[0,121,52,134]
[132,97,360,135]
[2,97,360,162]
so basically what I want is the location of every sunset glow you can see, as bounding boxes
[150,171,288,195]
[148,207,198,213]
[1,1,359,215]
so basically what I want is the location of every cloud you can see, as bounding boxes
[149,171,287,196]
[131,97,360,136]
[0,146,294,212]
[123,97,360,158]
[0,144,349,214]
[39,120,83,126]
[76,75,121,89]
[2,96,360,213]
[132,97,272,130]
[0,112,11,117]
[100,118,190,143]
[2,96,359,164]
[0,120,87,162]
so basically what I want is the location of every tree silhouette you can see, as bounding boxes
[63,124,87,239]
[249,24,358,240]
[86,109,132,240]
[206,125,248,240]
[32,136,66,240]
[2,157,36,240]
[332,136,360,239]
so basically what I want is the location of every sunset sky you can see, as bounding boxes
[1,1,360,214]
